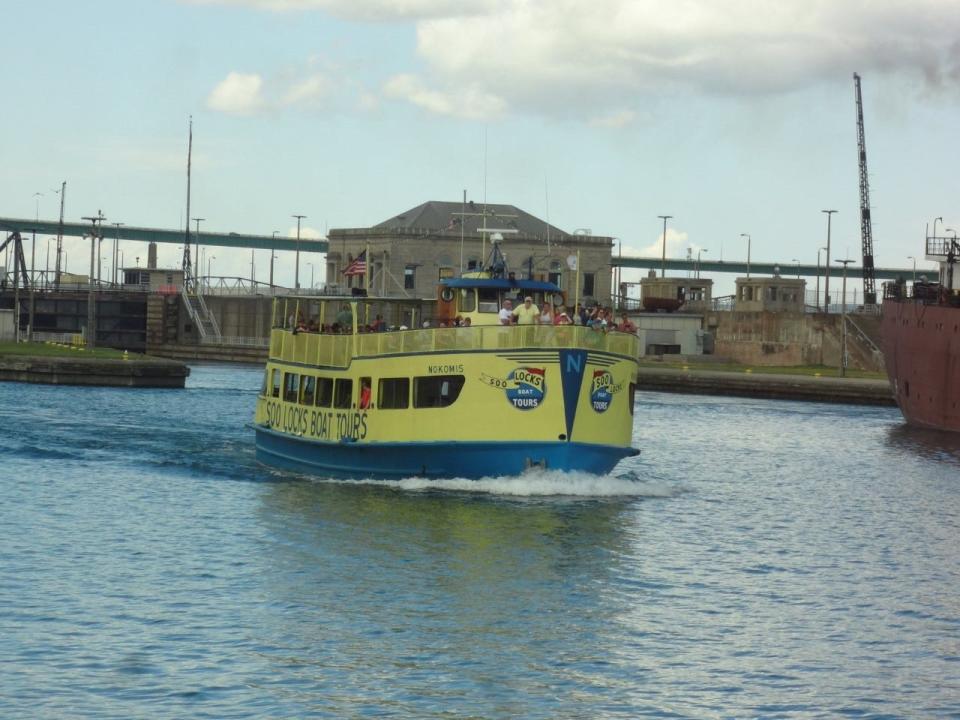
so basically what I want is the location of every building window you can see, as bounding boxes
[548,272,562,288]
[404,265,416,290]
[583,273,595,297]
[378,378,410,409]
[467,259,478,271]
[271,369,281,398]
[438,267,454,281]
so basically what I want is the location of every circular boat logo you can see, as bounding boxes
[506,367,546,410]
[590,370,619,413]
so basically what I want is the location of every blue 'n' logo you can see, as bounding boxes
[559,350,587,440]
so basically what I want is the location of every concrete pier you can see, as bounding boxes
[637,366,894,406]
[0,355,189,388]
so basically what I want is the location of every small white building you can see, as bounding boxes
[634,313,706,356]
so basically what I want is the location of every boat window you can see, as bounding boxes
[284,373,300,402]
[300,375,316,405]
[478,287,499,312]
[414,375,465,408]
[316,377,333,408]
[334,378,353,409]
[378,378,410,409]
[459,289,476,313]
[271,369,281,398]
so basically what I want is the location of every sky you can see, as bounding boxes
[2,0,960,295]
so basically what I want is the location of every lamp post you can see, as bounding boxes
[822,210,837,314]
[112,222,123,286]
[696,249,708,279]
[947,228,958,241]
[208,255,215,282]
[307,261,314,289]
[740,233,751,277]
[119,250,124,283]
[791,258,800,278]
[907,255,916,284]
[292,214,306,289]
[816,246,827,311]
[932,216,943,240]
[835,259,854,377]
[658,215,672,278]
[193,217,204,285]
[270,230,278,287]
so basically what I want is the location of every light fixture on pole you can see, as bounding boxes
[208,255,215,280]
[791,258,800,279]
[835,258,854,377]
[292,214,306,290]
[270,231,278,287]
[822,210,837,314]
[947,227,958,241]
[740,233,751,278]
[696,249,708,279]
[907,255,916,284]
[307,261,314,289]
[193,217,205,286]
[816,246,827,312]
[111,222,123,286]
[932,216,943,239]
[658,215,672,278]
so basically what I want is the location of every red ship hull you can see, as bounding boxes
[881,298,960,432]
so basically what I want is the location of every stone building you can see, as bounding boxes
[639,271,714,313]
[325,200,614,304]
[734,276,806,313]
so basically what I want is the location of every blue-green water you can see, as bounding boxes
[1,364,959,719]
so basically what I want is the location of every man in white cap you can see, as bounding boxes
[512,296,540,325]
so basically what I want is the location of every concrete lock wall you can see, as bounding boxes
[711,311,883,371]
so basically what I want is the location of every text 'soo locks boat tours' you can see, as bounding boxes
[252,270,640,479]
[882,228,960,432]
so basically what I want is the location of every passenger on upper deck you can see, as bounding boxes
[499,299,514,325]
[335,304,353,332]
[512,296,540,325]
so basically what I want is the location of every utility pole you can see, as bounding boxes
[292,214,306,290]
[270,231,278,288]
[81,211,106,349]
[112,223,124,286]
[54,181,65,289]
[822,210,837,313]
[658,215,672,278]
[836,259,854,376]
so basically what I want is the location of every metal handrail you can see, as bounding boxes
[269,324,640,367]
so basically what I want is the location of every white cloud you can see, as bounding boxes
[382,74,507,120]
[184,0,496,21]
[588,110,637,129]
[207,72,265,115]
[629,228,690,258]
[196,1,960,121]
[282,74,332,106]
[288,225,324,239]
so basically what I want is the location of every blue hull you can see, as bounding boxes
[254,426,638,480]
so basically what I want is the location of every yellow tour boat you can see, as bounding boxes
[253,276,640,479]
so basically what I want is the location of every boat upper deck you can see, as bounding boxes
[269,324,640,368]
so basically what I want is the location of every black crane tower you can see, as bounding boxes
[854,73,877,306]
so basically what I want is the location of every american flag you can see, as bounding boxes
[342,250,367,276]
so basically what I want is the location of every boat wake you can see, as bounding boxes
[324,469,678,498]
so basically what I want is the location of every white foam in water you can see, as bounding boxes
[326,469,677,498]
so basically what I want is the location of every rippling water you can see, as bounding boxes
[1,364,959,718]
